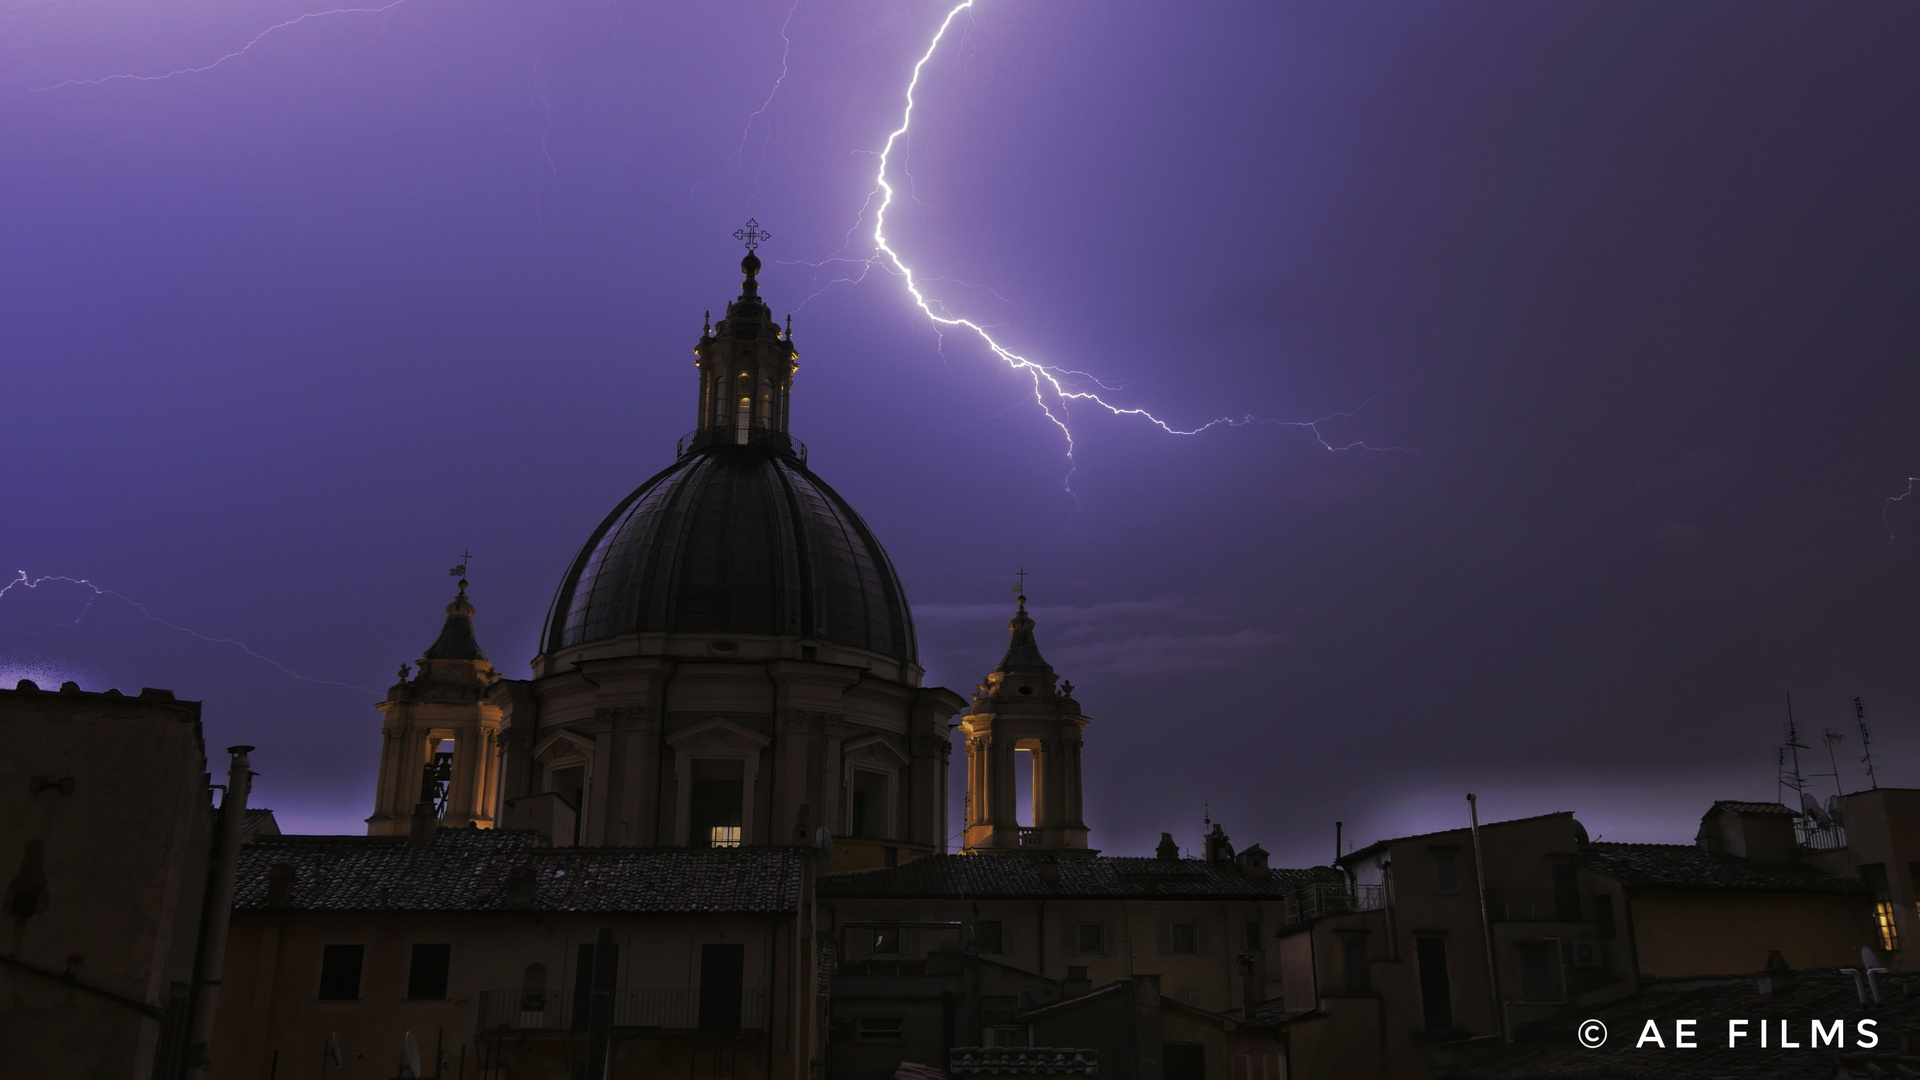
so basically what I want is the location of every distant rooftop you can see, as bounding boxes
[234,830,806,914]
[820,854,1341,900]
[1584,842,1860,894]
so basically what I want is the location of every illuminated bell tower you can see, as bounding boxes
[688,219,801,456]
[960,587,1092,854]
[366,577,503,835]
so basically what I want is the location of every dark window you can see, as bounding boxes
[872,928,900,954]
[317,945,364,1001]
[1911,864,1920,923]
[1340,936,1369,996]
[571,941,617,1031]
[857,1017,904,1041]
[520,963,547,1011]
[1415,937,1452,1031]
[883,846,898,868]
[1551,863,1580,921]
[1245,920,1263,952]
[1517,942,1558,1001]
[1593,894,1616,940]
[1164,1042,1205,1080]
[851,770,888,839]
[406,944,452,1000]
[699,943,745,1031]
[689,759,744,848]
[1171,922,1198,954]
[1077,922,1105,954]
[1431,850,1459,895]
[1864,864,1900,952]
[977,920,1005,955]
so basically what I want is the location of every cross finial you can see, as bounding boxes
[733,218,772,252]
[1012,568,1028,608]
[450,550,473,591]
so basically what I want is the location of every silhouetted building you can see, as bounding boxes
[0,681,251,1080]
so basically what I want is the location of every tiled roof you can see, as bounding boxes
[1708,800,1797,816]
[819,854,1342,900]
[1341,812,1578,866]
[1583,843,1861,894]
[234,831,806,914]
[1447,967,1920,1079]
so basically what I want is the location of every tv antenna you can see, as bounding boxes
[1805,726,1848,801]
[1855,696,1880,790]
[1780,691,1810,799]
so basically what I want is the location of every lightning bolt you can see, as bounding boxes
[31,0,410,92]
[795,0,1411,488]
[1884,477,1920,542]
[0,571,373,693]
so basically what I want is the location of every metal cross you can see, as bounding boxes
[733,218,772,252]
[450,550,473,578]
[1012,568,1027,595]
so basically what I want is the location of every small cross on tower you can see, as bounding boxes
[1012,568,1028,596]
[733,218,772,252]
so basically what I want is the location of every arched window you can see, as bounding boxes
[520,962,547,1011]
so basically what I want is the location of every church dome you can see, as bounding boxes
[544,444,917,661]
[543,242,917,663]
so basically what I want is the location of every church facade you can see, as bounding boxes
[205,246,1322,1080]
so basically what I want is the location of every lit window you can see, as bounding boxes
[1864,864,1900,952]
[709,825,741,848]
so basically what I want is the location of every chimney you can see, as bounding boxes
[1757,949,1796,999]
[1156,833,1180,861]
[1039,854,1061,885]
[506,864,536,909]
[267,863,296,905]
[409,800,439,844]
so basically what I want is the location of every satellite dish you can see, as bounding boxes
[813,826,833,858]
[1861,945,1882,970]
[403,1031,422,1078]
[325,1033,342,1066]
[1799,791,1831,828]
[1826,795,1846,827]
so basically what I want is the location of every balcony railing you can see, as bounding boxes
[950,1048,1097,1076]
[1017,827,1041,847]
[1796,821,1848,851]
[676,428,808,463]
[477,989,768,1033]
[1282,883,1385,926]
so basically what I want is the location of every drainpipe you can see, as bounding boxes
[1468,794,1505,1044]
[182,746,254,1080]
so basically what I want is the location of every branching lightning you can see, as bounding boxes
[0,571,372,693]
[1883,477,1920,543]
[31,0,410,92]
[792,0,1410,487]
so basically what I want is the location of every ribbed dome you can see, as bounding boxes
[545,443,917,662]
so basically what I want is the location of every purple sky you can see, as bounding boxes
[3,1,1917,863]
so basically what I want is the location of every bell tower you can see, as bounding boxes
[960,586,1092,854]
[688,219,801,456]
[367,575,503,835]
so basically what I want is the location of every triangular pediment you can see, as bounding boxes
[666,716,771,756]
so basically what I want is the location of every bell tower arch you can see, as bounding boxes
[367,577,503,835]
[960,589,1092,853]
